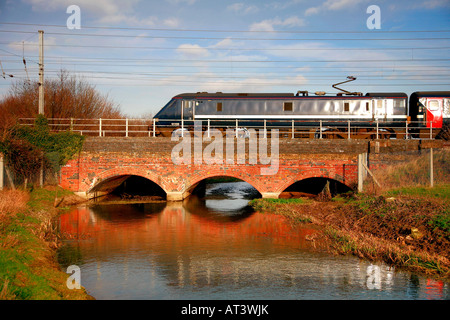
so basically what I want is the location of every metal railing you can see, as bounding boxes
[18,117,439,140]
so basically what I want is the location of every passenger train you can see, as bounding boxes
[154,79,450,139]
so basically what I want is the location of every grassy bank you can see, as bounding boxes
[250,186,450,278]
[0,187,92,300]
[250,150,450,279]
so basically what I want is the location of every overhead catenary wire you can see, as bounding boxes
[5,41,450,52]
[4,54,449,64]
[1,29,450,42]
[0,26,448,94]
[0,22,449,34]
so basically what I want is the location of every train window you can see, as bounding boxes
[344,102,350,112]
[366,102,370,112]
[284,102,293,111]
[217,102,223,112]
[428,100,439,111]
[377,100,383,109]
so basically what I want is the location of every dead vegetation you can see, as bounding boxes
[251,149,450,278]
[0,190,29,223]
[364,149,450,194]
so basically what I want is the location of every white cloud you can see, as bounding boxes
[23,0,162,26]
[8,37,57,53]
[305,0,363,16]
[24,0,140,15]
[227,3,258,15]
[176,44,210,58]
[304,7,320,16]
[212,37,235,49]
[165,0,197,5]
[163,17,180,28]
[249,16,305,32]
[325,0,359,11]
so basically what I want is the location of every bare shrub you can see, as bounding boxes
[0,69,124,131]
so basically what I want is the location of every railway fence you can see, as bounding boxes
[18,117,438,140]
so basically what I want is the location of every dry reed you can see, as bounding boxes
[366,149,450,193]
[0,190,29,221]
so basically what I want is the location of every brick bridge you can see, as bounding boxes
[59,137,442,201]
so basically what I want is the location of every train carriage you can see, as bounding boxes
[409,91,450,139]
[154,91,409,139]
[153,84,450,139]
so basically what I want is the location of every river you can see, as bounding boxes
[57,181,449,300]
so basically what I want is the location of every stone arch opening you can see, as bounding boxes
[280,177,352,198]
[89,175,166,200]
[184,175,261,218]
[187,175,262,199]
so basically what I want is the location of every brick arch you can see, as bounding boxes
[184,171,264,196]
[275,173,349,194]
[86,166,167,194]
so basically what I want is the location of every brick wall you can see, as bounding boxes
[60,137,442,200]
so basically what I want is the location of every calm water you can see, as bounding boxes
[58,182,449,300]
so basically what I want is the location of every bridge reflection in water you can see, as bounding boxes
[58,182,449,300]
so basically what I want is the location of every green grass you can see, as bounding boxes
[249,198,313,224]
[27,187,74,211]
[384,184,450,201]
[249,198,308,211]
[0,187,92,300]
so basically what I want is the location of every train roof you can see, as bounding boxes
[410,91,450,97]
[174,92,295,98]
[174,92,408,99]
[365,92,408,98]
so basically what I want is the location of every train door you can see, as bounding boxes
[425,98,443,128]
[181,100,194,120]
[372,99,386,120]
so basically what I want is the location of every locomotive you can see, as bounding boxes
[154,78,450,139]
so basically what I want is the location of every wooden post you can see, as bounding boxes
[5,166,15,190]
[430,121,433,140]
[376,120,379,140]
[358,153,367,192]
[264,119,267,139]
[405,121,408,139]
[319,120,323,139]
[291,119,294,139]
[153,118,156,137]
[181,118,184,137]
[430,148,434,187]
[348,120,351,140]
[0,153,4,191]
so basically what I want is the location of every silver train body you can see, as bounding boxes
[154,91,449,138]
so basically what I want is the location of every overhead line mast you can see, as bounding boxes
[38,30,44,115]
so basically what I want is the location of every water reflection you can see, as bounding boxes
[58,182,450,300]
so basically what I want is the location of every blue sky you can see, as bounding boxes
[0,0,449,117]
